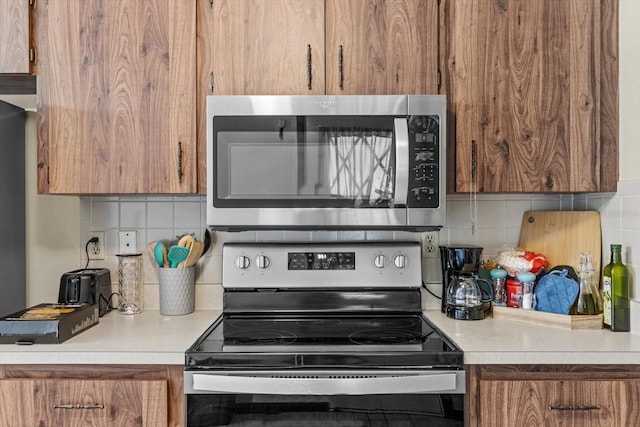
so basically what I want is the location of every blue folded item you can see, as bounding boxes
[534,269,579,314]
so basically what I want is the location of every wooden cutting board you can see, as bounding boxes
[518,210,602,275]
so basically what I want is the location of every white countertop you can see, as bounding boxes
[1,309,639,366]
[424,310,640,365]
[0,309,221,365]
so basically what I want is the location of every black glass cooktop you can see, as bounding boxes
[186,314,462,370]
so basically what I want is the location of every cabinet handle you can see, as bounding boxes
[307,44,312,90]
[54,404,105,410]
[471,140,477,184]
[549,405,601,411]
[338,45,344,90]
[209,72,214,93]
[177,142,183,184]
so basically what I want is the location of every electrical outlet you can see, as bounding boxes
[87,231,105,260]
[119,230,137,254]
[422,231,439,258]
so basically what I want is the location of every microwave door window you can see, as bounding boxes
[213,116,397,208]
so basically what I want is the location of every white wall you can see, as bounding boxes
[24,111,80,305]
[619,0,640,181]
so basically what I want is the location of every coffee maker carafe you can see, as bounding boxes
[440,245,492,320]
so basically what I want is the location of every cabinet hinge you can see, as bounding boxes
[209,72,214,93]
[28,0,36,8]
[209,0,213,8]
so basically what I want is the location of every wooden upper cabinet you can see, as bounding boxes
[326,0,439,95]
[37,0,196,194]
[443,0,619,193]
[0,0,34,74]
[202,0,326,95]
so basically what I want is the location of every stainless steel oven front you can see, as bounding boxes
[206,95,446,231]
[185,242,465,426]
[185,370,465,427]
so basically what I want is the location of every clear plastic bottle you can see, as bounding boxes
[490,268,507,306]
[517,271,536,310]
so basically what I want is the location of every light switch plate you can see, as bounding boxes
[119,230,137,254]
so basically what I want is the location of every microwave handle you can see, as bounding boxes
[393,118,409,207]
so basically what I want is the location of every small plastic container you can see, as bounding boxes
[517,271,537,310]
[490,268,508,306]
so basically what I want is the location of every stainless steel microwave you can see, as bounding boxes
[207,95,446,231]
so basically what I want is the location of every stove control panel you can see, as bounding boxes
[288,252,355,270]
[223,242,422,289]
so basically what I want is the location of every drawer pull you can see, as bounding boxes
[54,404,105,410]
[549,405,601,411]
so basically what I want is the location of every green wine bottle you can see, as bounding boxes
[602,244,630,332]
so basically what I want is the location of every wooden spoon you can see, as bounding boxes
[181,241,204,268]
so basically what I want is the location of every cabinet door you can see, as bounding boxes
[0,379,168,427]
[37,0,196,194]
[204,0,325,96]
[479,379,640,427]
[0,0,32,74]
[444,0,618,193]
[326,0,439,95]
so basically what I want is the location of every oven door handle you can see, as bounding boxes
[393,118,409,208]
[189,372,461,395]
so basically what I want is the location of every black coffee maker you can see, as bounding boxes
[439,245,489,319]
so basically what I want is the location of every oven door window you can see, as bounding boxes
[213,116,398,209]
[187,393,463,426]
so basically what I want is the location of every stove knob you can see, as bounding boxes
[393,254,407,269]
[373,254,386,269]
[235,255,250,270]
[256,255,270,270]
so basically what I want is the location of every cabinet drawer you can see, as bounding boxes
[479,379,640,427]
[1,379,168,427]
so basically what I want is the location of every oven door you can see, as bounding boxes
[206,95,445,231]
[185,370,465,426]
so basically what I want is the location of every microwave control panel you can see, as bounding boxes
[408,115,440,208]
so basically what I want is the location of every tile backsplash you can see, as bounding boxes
[81,181,640,332]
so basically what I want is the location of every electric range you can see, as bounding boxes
[185,242,464,426]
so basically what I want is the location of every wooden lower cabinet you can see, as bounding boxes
[467,365,640,427]
[0,364,183,427]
